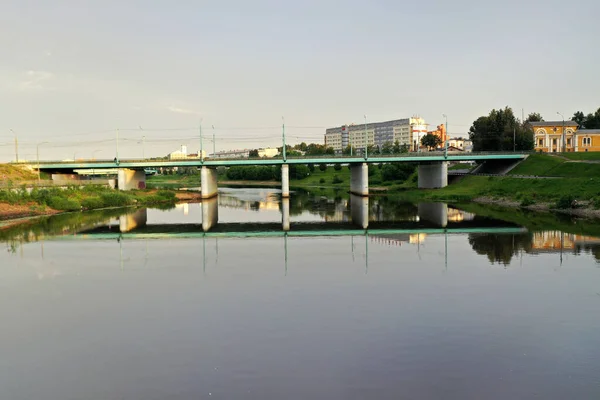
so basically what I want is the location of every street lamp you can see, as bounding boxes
[364,115,368,159]
[557,112,565,152]
[212,125,215,157]
[9,129,19,162]
[36,141,49,183]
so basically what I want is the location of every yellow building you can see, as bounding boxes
[530,121,600,152]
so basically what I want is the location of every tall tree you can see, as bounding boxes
[572,111,586,126]
[469,107,533,151]
[525,112,543,122]
[420,133,442,150]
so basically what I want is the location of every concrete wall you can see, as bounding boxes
[418,162,448,189]
[350,195,369,229]
[350,163,369,196]
[201,166,218,199]
[201,197,219,232]
[281,164,290,198]
[417,202,448,228]
[117,169,146,190]
[51,173,81,182]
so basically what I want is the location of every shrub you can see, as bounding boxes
[319,164,327,172]
[555,194,575,209]
[332,175,343,184]
[308,164,315,172]
[156,190,176,200]
[47,196,81,211]
[334,164,342,171]
[100,192,132,207]
[520,197,535,207]
[319,178,326,184]
[81,197,105,210]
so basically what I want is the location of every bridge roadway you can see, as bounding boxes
[32,152,528,195]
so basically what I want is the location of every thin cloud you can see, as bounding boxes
[20,70,54,90]
[167,105,198,115]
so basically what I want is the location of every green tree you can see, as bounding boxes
[420,133,442,150]
[307,164,315,172]
[249,149,259,158]
[333,164,342,171]
[381,141,394,155]
[525,112,544,122]
[469,107,534,151]
[319,164,327,171]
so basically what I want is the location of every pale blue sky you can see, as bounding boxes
[1,0,598,161]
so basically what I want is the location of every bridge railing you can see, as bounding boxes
[31,151,531,166]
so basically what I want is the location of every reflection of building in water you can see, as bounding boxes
[530,231,600,253]
[324,199,350,223]
[218,193,280,211]
[175,203,190,216]
[370,233,427,247]
[447,208,475,223]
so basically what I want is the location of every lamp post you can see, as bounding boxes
[442,114,448,155]
[557,112,565,152]
[199,119,203,163]
[36,141,49,183]
[115,128,120,162]
[9,129,19,162]
[138,125,145,159]
[212,125,215,157]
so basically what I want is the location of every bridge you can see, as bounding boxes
[32,152,527,197]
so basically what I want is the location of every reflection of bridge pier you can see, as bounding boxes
[417,202,448,228]
[201,197,219,232]
[350,195,369,229]
[282,198,290,231]
[119,209,148,232]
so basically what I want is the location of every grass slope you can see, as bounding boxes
[509,154,600,177]
[0,165,37,181]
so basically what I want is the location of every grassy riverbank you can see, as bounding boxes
[509,153,600,177]
[0,186,180,221]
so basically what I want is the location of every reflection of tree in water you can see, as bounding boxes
[468,233,533,265]
[1,207,147,252]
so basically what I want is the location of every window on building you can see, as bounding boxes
[583,137,592,146]
[567,138,571,146]
[553,138,557,146]
[538,138,544,146]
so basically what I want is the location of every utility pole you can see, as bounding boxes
[282,117,286,161]
[10,129,19,162]
[199,119,203,163]
[212,125,215,157]
[142,135,146,159]
[115,128,120,161]
[364,115,368,160]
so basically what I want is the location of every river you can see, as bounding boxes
[1,188,599,399]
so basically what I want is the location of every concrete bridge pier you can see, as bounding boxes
[201,166,218,199]
[417,202,448,228]
[117,169,146,190]
[119,209,148,232]
[418,162,448,189]
[281,164,290,198]
[350,195,369,229]
[350,163,369,196]
[201,197,219,232]
[282,198,290,231]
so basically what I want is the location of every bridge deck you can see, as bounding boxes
[32,152,528,170]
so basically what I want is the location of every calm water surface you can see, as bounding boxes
[1,188,599,399]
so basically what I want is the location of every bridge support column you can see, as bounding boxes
[281,164,290,198]
[417,202,448,228]
[117,169,146,190]
[202,197,219,232]
[201,166,218,199]
[418,162,448,189]
[350,163,369,196]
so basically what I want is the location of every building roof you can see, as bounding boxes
[528,120,578,127]
[577,129,600,134]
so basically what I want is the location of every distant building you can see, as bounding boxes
[529,121,600,152]
[324,117,428,153]
[168,145,206,160]
[427,124,448,148]
[210,147,279,159]
[446,138,473,152]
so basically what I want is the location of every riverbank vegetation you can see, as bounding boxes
[0,185,177,217]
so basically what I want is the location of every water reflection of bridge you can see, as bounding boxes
[107,197,518,235]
